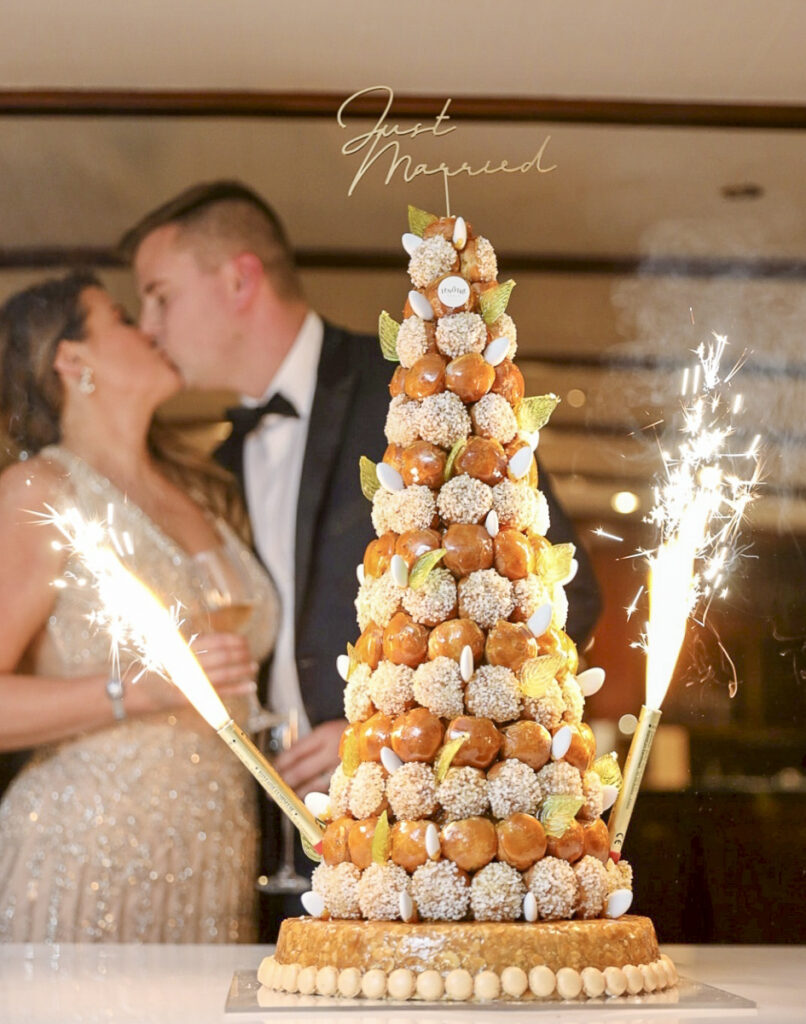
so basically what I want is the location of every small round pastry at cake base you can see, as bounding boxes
[264,916,673,1002]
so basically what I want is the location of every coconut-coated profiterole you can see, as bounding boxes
[258,208,677,1004]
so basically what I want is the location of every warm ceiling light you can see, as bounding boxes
[567,388,587,408]
[611,490,639,514]
[720,182,764,200]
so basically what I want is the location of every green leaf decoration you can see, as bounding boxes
[301,831,323,864]
[359,456,380,501]
[520,654,564,698]
[539,795,585,838]
[408,205,439,237]
[592,752,623,790]
[479,279,516,324]
[518,393,560,433]
[539,542,576,587]
[444,437,467,481]
[341,731,360,778]
[408,548,446,591]
[346,641,359,681]
[378,311,401,362]
[371,810,391,864]
[435,732,469,782]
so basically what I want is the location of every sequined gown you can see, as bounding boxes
[0,446,279,943]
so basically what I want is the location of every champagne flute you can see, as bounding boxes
[255,708,310,895]
[192,545,273,733]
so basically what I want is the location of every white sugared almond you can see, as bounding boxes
[601,785,619,812]
[577,667,605,696]
[483,336,510,366]
[337,968,362,998]
[281,963,300,992]
[527,602,553,638]
[660,953,678,984]
[528,964,556,997]
[551,725,573,760]
[452,216,467,249]
[387,968,415,1000]
[390,553,409,587]
[484,509,500,537]
[316,965,338,996]
[581,966,605,998]
[408,290,434,320]
[606,888,633,919]
[399,890,415,922]
[501,966,528,998]
[361,968,387,999]
[523,891,538,922]
[556,967,583,1000]
[623,964,643,994]
[460,644,474,682]
[303,791,331,819]
[474,970,501,1000]
[300,890,325,918]
[425,822,441,859]
[508,446,532,480]
[416,969,444,1000]
[640,963,659,991]
[402,232,422,256]
[336,654,350,681]
[381,746,403,773]
[377,462,405,493]
[445,968,473,1001]
[257,956,275,987]
[603,966,627,996]
[297,966,317,994]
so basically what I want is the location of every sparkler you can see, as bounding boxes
[44,506,324,854]
[608,333,761,860]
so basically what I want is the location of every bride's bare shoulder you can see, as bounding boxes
[0,454,69,518]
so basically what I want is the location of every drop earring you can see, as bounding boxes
[78,366,95,395]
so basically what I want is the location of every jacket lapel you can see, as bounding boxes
[294,323,358,630]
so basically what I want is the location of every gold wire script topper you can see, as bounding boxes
[337,85,556,202]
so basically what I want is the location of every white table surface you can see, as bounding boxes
[0,942,802,1024]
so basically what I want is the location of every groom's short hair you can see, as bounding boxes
[120,180,303,299]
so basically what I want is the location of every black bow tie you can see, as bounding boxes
[223,392,299,446]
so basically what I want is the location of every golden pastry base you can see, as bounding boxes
[260,915,677,1002]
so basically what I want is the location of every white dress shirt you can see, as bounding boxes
[243,311,324,735]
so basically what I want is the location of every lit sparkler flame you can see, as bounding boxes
[609,332,761,860]
[41,505,324,852]
[642,333,762,707]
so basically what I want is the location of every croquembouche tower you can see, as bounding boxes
[259,208,677,1003]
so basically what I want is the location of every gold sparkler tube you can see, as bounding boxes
[217,719,324,853]
[607,705,662,861]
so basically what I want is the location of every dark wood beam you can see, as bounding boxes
[0,89,804,130]
[3,246,806,283]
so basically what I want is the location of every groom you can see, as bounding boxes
[123,180,600,927]
[123,182,391,797]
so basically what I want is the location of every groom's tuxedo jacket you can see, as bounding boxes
[215,320,601,732]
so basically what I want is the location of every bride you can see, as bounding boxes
[0,271,278,942]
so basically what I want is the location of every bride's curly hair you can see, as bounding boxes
[0,271,249,537]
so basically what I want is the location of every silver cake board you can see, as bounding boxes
[225,970,756,1015]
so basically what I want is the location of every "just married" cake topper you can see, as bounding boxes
[337,85,556,212]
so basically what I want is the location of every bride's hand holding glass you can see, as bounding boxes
[189,631,258,698]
